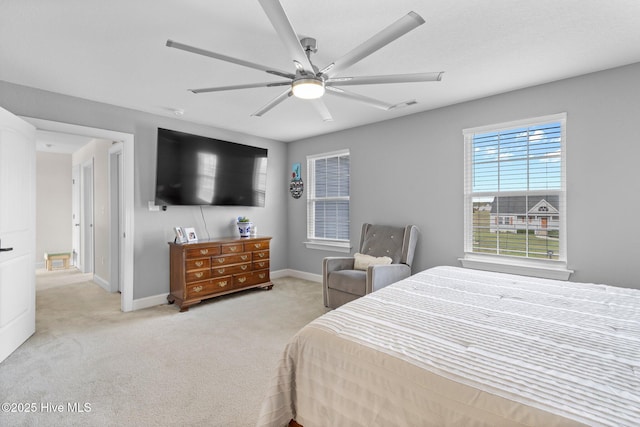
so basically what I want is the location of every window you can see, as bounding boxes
[305,149,350,252]
[462,113,570,279]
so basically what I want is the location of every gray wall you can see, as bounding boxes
[1,81,288,300]
[287,62,640,289]
[4,60,639,299]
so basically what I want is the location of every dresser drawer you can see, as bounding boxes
[211,252,251,266]
[221,242,244,254]
[252,250,269,260]
[186,276,232,298]
[186,246,220,258]
[211,262,251,277]
[252,260,269,270]
[233,270,270,288]
[247,240,270,251]
[186,269,210,283]
[185,258,211,271]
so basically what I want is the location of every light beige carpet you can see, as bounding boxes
[0,269,328,427]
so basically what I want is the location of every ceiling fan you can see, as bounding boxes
[166,0,443,121]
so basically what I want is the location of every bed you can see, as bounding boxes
[256,266,640,427]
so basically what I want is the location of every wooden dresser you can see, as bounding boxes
[167,236,272,311]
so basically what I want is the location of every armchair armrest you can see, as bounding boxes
[323,257,355,275]
[323,257,355,307]
[366,263,411,294]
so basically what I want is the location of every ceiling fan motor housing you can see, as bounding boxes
[299,37,318,54]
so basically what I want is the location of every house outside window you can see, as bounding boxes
[304,149,351,252]
[462,113,571,279]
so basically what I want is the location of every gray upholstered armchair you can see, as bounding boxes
[323,223,419,309]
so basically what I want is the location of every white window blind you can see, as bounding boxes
[463,113,567,265]
[307,150,350,242]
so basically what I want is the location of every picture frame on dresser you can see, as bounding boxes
[184,227,198,242]
[173,227,187,243]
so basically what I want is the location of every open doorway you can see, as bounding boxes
[26,117,134,312]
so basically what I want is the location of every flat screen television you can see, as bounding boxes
[154,128,268,207]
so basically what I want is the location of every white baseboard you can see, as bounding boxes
[271,269,322,283]
[132,293,169,311]
[93,274,110,292]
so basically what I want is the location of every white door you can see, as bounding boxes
[0,106,36,363]
[81,160,94,274]
[72,164,80,267]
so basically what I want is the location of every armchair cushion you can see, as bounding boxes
[327,270,367,295]
[360,224,406,263]
[353,253,392,270]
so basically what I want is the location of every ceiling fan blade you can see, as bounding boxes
[166,39,294,78]
[190,81,291,94]
[251,89,292,117]
[326,72,443,86]
[258,0,315,74]
[321,12,425,77]
[310,99,333,122]
[325,86,417,111]
[325,86,391,110]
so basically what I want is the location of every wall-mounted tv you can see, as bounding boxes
[154,128,268,207]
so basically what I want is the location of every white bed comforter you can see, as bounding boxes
[256,266,640,427]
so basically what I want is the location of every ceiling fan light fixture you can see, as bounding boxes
[292,78,325,99]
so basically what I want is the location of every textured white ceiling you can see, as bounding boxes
[2,0,640,142]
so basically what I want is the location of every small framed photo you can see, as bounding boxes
[184,227,198,242]
[174,227,187,243]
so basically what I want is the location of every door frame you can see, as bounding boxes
[23,117,135,312]
[109,143,124,293]
[71,164,81,268]
[81,158,94,274]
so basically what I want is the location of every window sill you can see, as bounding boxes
[304,240,352,253]
[459,254,573,281]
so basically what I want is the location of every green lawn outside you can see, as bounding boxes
[473,210,559,260]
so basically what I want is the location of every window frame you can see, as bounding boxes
[461,113,572,280]
[304,149,351,253]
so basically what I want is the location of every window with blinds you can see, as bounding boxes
[463,113,566,263]
[307,150,350,243]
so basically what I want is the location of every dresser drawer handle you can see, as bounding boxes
[258,273,266,279]
[254,243,261,248]
[195,272,204,278]
[229,246,238,252]
[200,249,209,255]
[217,268,225,274]
[258,253,265,258]
[195,261,204,267]
[240,255,248,260]
[217,258,225,264]
[238,277,246,283]
[218,281,228,288]
[257,262,265,267]
[192,285,203,293]
[241,265,248,270]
